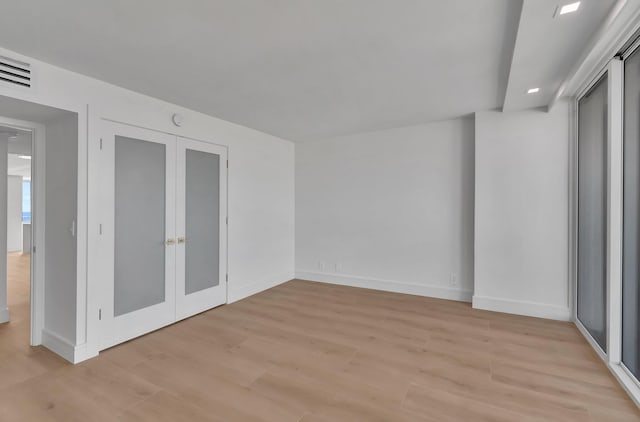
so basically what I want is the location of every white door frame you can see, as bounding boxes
[0,115,45,346]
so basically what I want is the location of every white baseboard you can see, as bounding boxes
[42,329,98,364]
[295,270,472,302]
[72,343,99,364]
[227,271,294,304]
[472,295,571,321]
[0,307,9,323]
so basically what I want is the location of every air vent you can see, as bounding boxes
[0,55,31,89]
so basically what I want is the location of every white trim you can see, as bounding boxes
[227,272,293,304]
[85,105,101,362]
[41,329,97,364]
[70,342,98,364]
[75,105,88,347]
[296,271,472,303]
[472,295,571,321]
[0,306,9,323]
[569,99,578,321]
[607,58,624,364]
[42,329,75,362]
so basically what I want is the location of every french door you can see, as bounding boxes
[99,122,227,349]
[175,137,227,320]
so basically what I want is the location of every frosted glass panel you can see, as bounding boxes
[577,75,608,352]
[623,49,640,378]
[185,149,220,295]
[114,136,166,316]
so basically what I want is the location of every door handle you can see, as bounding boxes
[177,237,186,244]
[166,238,176,246]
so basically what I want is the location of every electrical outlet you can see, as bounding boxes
[318,261,326,271]
[450,273,457,287]
[335,263,342,272]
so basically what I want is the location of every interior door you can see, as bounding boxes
[175,137,227,320]
[101,121,177,349]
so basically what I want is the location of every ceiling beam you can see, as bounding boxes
[501,0,526,112]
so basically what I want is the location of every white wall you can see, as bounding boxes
[7,175,21,252]
[228,135,295,302]
[44,113,77,343]
[0,45,295,362]
[296,118,475,301]
[474,101,570,320]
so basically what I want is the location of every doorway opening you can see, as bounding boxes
[0,124,32,350]
[0,95,78,358]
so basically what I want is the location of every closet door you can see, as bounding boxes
[101,121,177,349]
[175,137,227,320]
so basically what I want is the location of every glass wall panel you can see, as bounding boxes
[577,74,608,352]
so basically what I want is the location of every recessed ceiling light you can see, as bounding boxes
[528,88,540,94]
[18,155,31,160]
[559,1,580,15]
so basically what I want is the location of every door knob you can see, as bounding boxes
[166,238,176,245]
[177,237,186,244]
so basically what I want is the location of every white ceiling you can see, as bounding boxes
[0,126,32,155]
[0,0,621,141]
[8,133,32,156]
[504,0,618,111]
[8,154,31,179]
[0,127,32,178]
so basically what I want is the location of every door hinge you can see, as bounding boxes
[226,160,229,169]
[226,274,228,282]
[99,309,102,320]
[32,246,36,253]
[226,216,228,225]
[99,224,103,235]
[99,138,103,150]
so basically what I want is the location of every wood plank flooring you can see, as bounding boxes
[0,253,638,420]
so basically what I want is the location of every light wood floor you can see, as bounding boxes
[0,254,638,421]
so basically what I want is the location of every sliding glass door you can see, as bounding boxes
[623,48,640,378]
[577,73,608,352]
